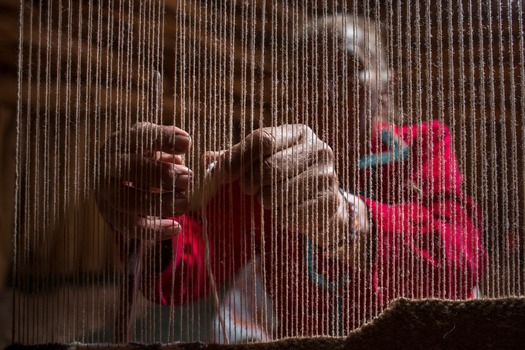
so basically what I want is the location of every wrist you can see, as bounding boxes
[339,189,370,235]
[323,189,371,261]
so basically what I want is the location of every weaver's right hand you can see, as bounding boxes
[95,122,192,241]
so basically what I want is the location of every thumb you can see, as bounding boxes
[202,150,226,169]
[190,151,228,212]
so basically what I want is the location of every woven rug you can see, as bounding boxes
[6,298,525,350]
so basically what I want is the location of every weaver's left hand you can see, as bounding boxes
[204,124,351,249]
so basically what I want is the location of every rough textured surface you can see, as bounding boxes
[345,297,525,349]
[6,297,525,350]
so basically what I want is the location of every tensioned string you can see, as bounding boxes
[455,0,468,298]
[516,0,525,297]
[466,0,479,297]
[517,0,525,293]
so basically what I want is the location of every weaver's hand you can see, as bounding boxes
[96,122,192,241]
[205,124,351,249]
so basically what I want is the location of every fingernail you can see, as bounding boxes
[175,174,191,191]
[161,223,180,239]
[161,219,178,227]
[176,164,191,174]
[176,135,192,150]
[175,128,190,138]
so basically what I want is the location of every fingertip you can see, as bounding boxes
[173,126,190,138]
[172,163,191,173]
[175,174,192,191]
[175,135,192,153]
[160,221,182,240]
[153,151,184,164]
[167,154,184,165]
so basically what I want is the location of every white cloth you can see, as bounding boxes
[210,257,276,344]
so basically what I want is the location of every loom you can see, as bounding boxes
[5,0,525,348]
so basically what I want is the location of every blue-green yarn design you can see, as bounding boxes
[358,129,410,170]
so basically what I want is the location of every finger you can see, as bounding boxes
[256,165,338,208]
[131,217,182,241]
[207,124,313,184]
[107,122,192,155]
[152,152,184,165]
[109,154,191,191]
[101,183,189,217]
[111,214,182,241]
[241,142,335,195]
[100,198,181,241]
[276,193,340,243]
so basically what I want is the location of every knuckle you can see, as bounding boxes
[253,129,276,152]
[262,157,274,173]
[296,124,314,141]
[301,124,314,137]
[316,143,334,163]
[262,157,283,180]
[162,163,176,185]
